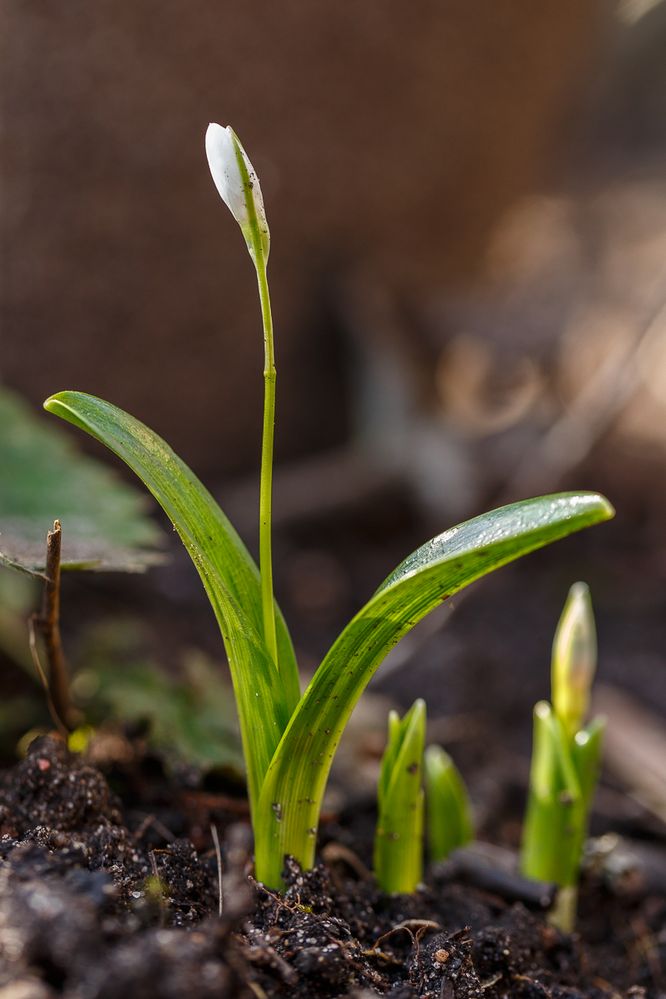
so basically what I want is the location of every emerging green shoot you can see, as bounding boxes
[374,700,426,894]
[44,127,615,890]
[424,745,474,862]
[520,583,605,931]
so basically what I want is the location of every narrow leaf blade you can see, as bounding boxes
[44,391,300,809]
[256,492,613,886]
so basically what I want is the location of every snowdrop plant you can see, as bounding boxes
[520,582,605,931]
[45,125,614,890]
[374,700,426,894]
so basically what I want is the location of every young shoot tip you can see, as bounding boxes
[552,581,597,739]
[424,744,474,862]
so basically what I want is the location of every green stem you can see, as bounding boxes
[230,131,279,669]
[550,886,578,934]
[255,259,278,666]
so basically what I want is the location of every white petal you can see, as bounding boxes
[205,122,248,226]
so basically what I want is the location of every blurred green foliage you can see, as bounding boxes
[0,387,242,773]
[0,387,164,574]
[73,621,244,776]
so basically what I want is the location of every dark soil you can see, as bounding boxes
[0,737,662,999]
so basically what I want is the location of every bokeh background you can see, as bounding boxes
[2,1,666,828]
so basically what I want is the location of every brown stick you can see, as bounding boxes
[434,843,557,910]
[31,520,72,731]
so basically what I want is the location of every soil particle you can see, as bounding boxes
[0,736,661,998]
[408,929,482,997]
[0,735,121,834]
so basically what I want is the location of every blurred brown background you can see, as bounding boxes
[2,1,666,771]
[4,0,649,477]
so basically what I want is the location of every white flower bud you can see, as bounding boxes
[205,123,270,263]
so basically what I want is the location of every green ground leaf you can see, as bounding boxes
[256,492,613,886]
[0,388,164,573]
[43,390,300,813]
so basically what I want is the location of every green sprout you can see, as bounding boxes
[44,126,614,890]
[374,700,426,894]
[520,582,605,931]
[424,745,474,862]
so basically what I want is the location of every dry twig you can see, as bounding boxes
[29,520,73,733]
[211,823,224,916]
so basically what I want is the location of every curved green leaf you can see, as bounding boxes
[255,492,613,886]
[43,391,300,811]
